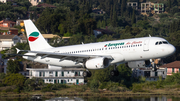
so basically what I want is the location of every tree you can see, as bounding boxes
[90,79,99,92]
[3,73,26,87]
[7,59,21,74]
[93,68,110,83]
[131,9,135,25]
[24,78,44,91]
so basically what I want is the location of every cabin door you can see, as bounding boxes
[143,40,149,51]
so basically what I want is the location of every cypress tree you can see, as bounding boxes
[131,9,135,25]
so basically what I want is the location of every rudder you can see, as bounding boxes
[24,20,52,51]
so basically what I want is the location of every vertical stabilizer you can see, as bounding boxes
[24,20,53,51]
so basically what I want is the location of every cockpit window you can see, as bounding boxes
[155,41,169,45]
[163,41,168,44]
[155,42,158,45]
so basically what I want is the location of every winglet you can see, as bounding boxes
[149,34,151,37]
[16,48,20,54]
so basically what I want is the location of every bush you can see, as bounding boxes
[75,85,87,92]
[13,87,21,93]
[159,13,168,18]
[99,82,107,89]
[132,83,145,93]
[41,87,54,92]
[52,84,69,90]
[109,85,120,92]
[106,82,119,90]
[165,73,180,85]
[90,79,99,92]
[2,88,13,92]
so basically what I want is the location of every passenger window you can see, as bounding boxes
[159,42,162,45]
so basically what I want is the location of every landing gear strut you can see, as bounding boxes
[152,64,157,71]
[110,65,119,76]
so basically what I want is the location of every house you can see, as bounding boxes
[160,61,180,75]
[132,68,166,81]
[29,0,44,6]
[127,2,138,10]
[26,66,84,84]
[37,3,56,8]
[42,34,70,43]
[141,2,164,15]
[0,27,18,35]
[16,19,25,26]
[0,35,21,51]
[92,8,106,14]
[0,0,13,3]
[0,57,16,73]
[0,19,16,27]
[19,35,27,43]
[93,28,115,37]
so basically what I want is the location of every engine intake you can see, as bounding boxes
[85,57,109,69]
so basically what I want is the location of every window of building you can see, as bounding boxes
[172,68,174,73]
[39,72,41,77]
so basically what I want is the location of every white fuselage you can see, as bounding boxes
[23,37,175,68]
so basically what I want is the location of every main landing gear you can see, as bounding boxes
[83,70,92,77]
[110,65,119,76]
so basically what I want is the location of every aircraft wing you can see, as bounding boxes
[16,48,113,62]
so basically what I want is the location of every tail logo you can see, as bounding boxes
[28,32,39,42]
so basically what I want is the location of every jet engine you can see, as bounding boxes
[85,57,109,69]
[127,60,151,68]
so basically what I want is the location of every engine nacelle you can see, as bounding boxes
[85,57,109,69]
[127,60,151,68]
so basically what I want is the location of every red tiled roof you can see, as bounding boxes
[160,61,180,68]
[37,3,56,8]
[0,20,15,24]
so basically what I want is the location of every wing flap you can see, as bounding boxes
[17,49,113,62]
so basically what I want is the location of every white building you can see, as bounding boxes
[132,68,166,81]
[0,35,21,51]
[26,68,85,84]
[29,0,44,6]
[0,0,13,3]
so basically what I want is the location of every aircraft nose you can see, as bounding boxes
[168,44,176,55]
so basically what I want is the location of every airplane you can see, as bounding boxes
[16,19,176,77]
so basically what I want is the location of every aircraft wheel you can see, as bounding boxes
[87,71,92,77]
[110,70,119,76]
[83,71,88,77]
[83,71,91,77]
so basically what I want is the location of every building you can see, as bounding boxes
[141,2,151,14]
[0,20,16,27]
[93,28,115,37]
[132,68,166,81]
[0,27,18,35]
[37,3,56,8]
[0,0,13,3]
[141,2,164,15]
[19,35,27,43]
[0,35,21,51]
[26,66,84,84]
[42,34,70,43]
[92,8,106,14]
[160,61,180,75]
[127,2,138,10]
[29,0,44,6]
